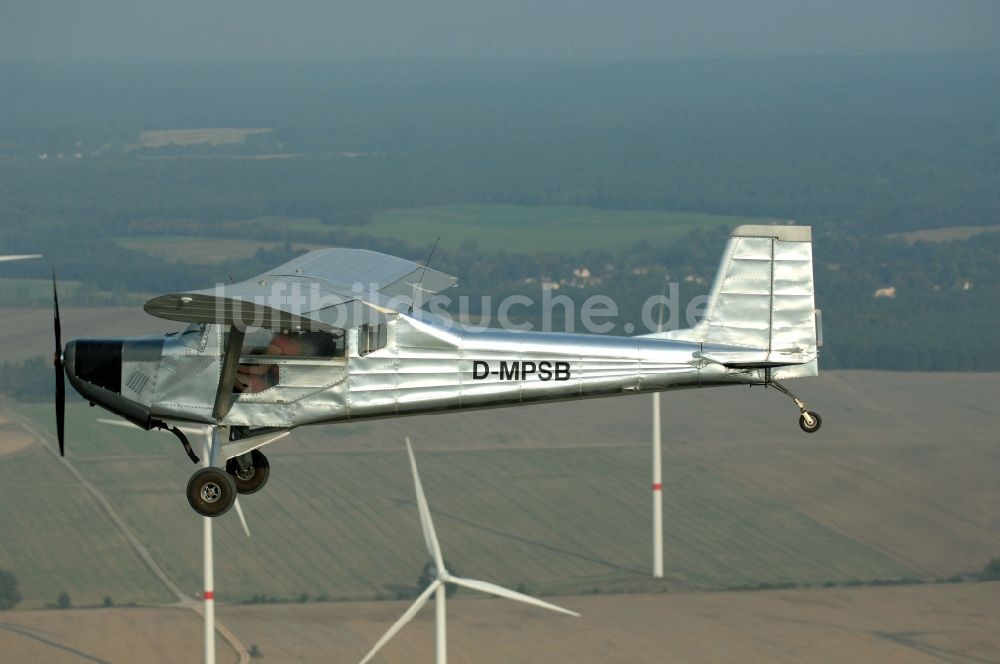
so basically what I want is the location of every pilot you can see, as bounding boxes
[234,329,302,393]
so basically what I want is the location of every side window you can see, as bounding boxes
[295,331,346,358]
[238,328,346,359]
[358,323,387,356]
[234,328,347,394]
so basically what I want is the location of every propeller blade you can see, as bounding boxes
[55,365,64,456]
[52,269,65,457]
[233,498,251,538]
[52,269,61,354]
[446,576,579,617]
[405,437,445,575]
[359,579,440,664]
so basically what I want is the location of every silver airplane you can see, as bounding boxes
[53,225,821,517]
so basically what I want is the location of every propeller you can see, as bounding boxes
[52,269,65,457]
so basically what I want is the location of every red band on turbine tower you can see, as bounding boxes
[203,591,215,600]
[652,483,663,491]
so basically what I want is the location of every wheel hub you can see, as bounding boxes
[201,482,222,503]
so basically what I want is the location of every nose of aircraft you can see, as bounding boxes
[63,337,160,428]
[64,339,124,393]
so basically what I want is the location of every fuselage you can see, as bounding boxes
[65,311,763,432]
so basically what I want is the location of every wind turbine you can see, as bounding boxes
[360,437,579,664]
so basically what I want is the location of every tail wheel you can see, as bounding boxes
[799,411,822,433]
[226,449,270,495]
[187,467,238,517]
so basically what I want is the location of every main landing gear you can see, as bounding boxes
[186,449,271,517]
[187,467,238,517]
[226,449,271,494]
[769,379,822,434]
[182,423,274,517]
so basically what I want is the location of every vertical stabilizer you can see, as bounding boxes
[666,225,818,376]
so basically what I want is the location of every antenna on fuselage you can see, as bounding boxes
[408,236,440,313]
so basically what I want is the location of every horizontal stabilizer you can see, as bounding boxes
[696,350,802,369]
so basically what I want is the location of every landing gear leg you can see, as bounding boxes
[769,379,822,433]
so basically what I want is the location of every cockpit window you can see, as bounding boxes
[238,328,345,359]
[234,328,345,394]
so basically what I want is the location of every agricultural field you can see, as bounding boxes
[889,224,1000,244]
[0,420,176,607]
[1,402,899,606]
[126,128,272,151]
[2,370,997,610]
[0,278,84,308]
[220,582,1000,664]
[367,204,780,252]
[0,607,240,664]
[0,307,174,363]
[1,582,997,663]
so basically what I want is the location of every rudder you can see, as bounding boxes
[664,224,819,376]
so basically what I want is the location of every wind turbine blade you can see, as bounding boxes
[233,498,251,538]
[0,254,42,262]
[447,576,580,617]
[96,418,143,429]
[405,437,445,574]
[359,580,440,664]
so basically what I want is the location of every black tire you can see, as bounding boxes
[799,411,822,433]
[225,449,270,495]
[187,467,238,517]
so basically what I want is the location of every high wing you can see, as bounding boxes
[144,248,457,330]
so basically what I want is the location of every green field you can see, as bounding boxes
[366,205,779,252]
[0,427,176,608]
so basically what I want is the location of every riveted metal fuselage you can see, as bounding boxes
[179,313,761,429]
[65,312,765,432]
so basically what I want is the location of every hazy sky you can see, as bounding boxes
[4,0,998,60]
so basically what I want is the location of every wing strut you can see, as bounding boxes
[212,325,245,421]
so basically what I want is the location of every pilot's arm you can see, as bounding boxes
[237,343,283,375]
